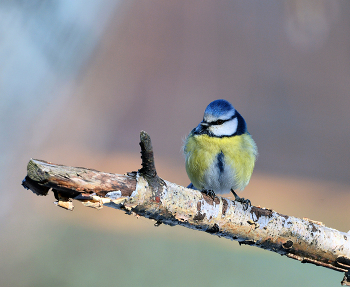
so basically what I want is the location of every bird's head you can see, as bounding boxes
[194,99,246,137]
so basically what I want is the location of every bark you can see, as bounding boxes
[22,131,350,285]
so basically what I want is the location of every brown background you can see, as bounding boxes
[2,1,350,286]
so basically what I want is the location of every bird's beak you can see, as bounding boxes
[194,121,209,134]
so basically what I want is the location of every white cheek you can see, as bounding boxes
[209,118,238,136]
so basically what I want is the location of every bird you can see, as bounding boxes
[183,99,257,209]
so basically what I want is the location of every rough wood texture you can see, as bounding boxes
[22,131,350,285]
[23,159,137,210]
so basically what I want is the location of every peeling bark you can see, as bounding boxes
[22,131,350,286]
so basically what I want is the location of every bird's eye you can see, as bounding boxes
[214,120,225,125]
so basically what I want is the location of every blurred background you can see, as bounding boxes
[1,0,350,286]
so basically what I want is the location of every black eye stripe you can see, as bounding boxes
[212,119,225,125]
[205,114,236,126]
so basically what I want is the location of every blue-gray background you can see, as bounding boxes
[1,1,350,286]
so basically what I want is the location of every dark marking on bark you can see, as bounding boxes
[214,196,219,204]
[282,240,294,249]
[127,171,138,177]
[336,256,350,269]
[202,193,213,205]
[52,189,75,202]
[74,193,94,201]
[193,201,206,221]
[239,240,256,246]
[193,212,206,221]
[202,193,220,205]
[22,176,50,196]
[206,223,220,234]
[309,223,318,233]
[197,201,201,211]
[250,206,273,221]
[222,198,228,216]
[154,220,162,227]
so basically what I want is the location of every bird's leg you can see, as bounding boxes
[230,189,251,211]
[202,189,216,199]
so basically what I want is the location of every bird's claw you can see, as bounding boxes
[235,197,251,211]
[231,189,251,211]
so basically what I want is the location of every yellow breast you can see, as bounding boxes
[184,133,257,192]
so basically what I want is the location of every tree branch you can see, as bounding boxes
[22,131,350,286]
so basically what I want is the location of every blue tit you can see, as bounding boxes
[184,99,257,207]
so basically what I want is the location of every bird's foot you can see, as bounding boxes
[202,189,216,199]
[231,189,251,211]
